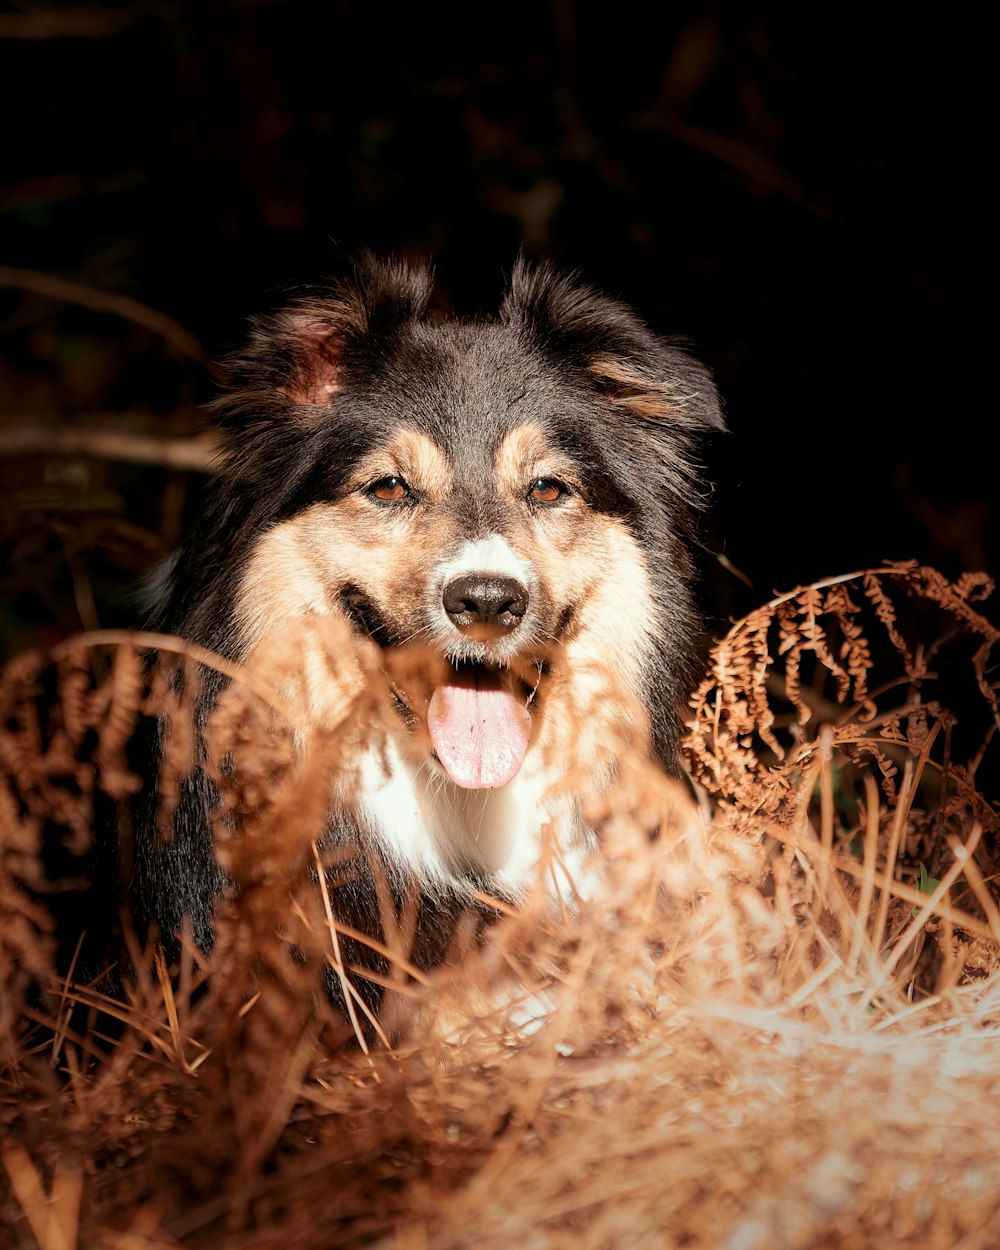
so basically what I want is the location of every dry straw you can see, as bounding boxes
[1,560,998,1249]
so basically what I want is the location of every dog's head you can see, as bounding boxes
[203,254,723,787]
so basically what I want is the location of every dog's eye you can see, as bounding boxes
[527,478,568,505]
[368,476,411,503]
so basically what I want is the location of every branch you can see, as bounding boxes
[0,421,220,472]
[0,8,144,39]
[629,112,836,220]
[0,265,207,362]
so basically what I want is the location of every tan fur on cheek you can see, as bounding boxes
[567,519,657,695]
[231,499,457,732]
[233,514,338,658]
[230,510,376,735]
[534,518,657,771]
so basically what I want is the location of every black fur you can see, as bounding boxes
[119,253,723,1018]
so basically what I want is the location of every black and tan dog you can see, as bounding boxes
[129,253,723,1013]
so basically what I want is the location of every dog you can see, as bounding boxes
[123,252,723,1023]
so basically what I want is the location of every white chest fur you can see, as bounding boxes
[354,737,593,900]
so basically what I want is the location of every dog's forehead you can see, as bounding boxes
[337,319,600,495]
[395,320,558,450]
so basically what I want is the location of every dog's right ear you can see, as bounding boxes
[213,253,434,427]
[502,257,725,437]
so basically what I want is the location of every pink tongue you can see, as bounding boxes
[427,670,531,790]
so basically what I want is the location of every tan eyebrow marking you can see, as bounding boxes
[494,422,578,499]
[352,428,452,498]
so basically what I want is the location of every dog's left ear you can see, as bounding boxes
[502,258,725,435]
[214,252,434,430]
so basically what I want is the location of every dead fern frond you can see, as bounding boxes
[688,563,1000,826]
[143,655,201,826]
[2,564,1000,1249]
[93,639,144,799]
[863,569,914,667]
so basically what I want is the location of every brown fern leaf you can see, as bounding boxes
[941,761,1000,836]
[898,565,1000,732]
[972,637,1000,737]
[94,640,144,799]
[55,642,96,746]
[877,714,906,745]
[743,608,782,757]
[844,739,899,805]
[954,571,995,603]
[0,688,57,1061]
[796,584,851,700]
[0,654,45,787]
[686,565,1000,836]
[825,583,874,715]
[776,601,809,725]
[863,570,914,668]
[145,654,202,827]
[0,650,92,853]
[902,563,999,647]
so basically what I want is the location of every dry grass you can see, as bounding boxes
[2,561,999,1249]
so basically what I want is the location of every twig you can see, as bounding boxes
[629,112,836,220]
[0,264,207,361]
[0,7,144,40]
[0,422,220,471]
[0,169,143,214]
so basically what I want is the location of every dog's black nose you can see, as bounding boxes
[442,574,528,634]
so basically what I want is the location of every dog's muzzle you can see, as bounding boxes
[427,572,535,790]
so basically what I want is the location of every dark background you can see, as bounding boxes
[0,2,992,658]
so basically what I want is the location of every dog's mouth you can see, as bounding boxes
[425,660,536,790]
[339,586,545,789]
